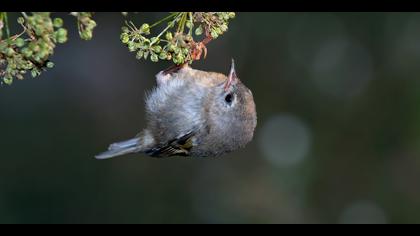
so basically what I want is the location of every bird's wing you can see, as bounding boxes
[145,131,195,157]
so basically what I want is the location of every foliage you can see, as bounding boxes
[71,12,97,40]
[0,12,96,85]
[0,12,234,86]
[120,12,235,65]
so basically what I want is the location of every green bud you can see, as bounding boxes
[46,61,55,68]
[176,53,183,62]
[222,13,230,21]
[186,21,193,29]
[121,33,130,44]
[37,49,48,59]
[127,41,136,52]
[182,48,189,55]
[228,12,235,18]
[121,26,129,33]
[142,37,150,45]
[195,25,203,36]
[150,37,159,44]
[211,31,218,39]
[168,44,176,52]
[17,17,25,24]
[15,38,25,47]
[10,62,17,69]
[152,45,162,53]
[29,42,37,51]
[45,21,54,30]
[5,48,15,57]
[27,17,35,25]
[37,12,50,17]
[140,23,150,34]
[58,35,68,44]
[165,32,173,41]
[57,28,67,37]
[3,76,13,85]
[35,28,44,36]
[173,57,178,65]
[134,42,142,49]
[143,51,149,59]
[159,52,167,60]
[151,53,158,62]
[81,30,93,40]
[56,28,68,43]
[53,18,64,28]
[136,50,144,59]
[88,20,97,28]
[31,69,38,78]
[21,48,33,57]
[25,61,33,69]
[34,54,42,62]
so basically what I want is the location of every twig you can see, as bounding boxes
[150,12,179,29]
[151,13,182,46]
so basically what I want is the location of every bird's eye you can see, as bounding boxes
[225,93,233,104]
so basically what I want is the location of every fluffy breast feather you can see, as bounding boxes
[145,77,208,144]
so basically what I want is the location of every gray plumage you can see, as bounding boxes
[95,60,257,159]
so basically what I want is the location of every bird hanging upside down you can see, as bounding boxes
[95,60,257,159]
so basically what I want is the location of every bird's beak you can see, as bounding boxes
[224,59,238,91]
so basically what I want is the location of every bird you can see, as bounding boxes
[95,59,257,159]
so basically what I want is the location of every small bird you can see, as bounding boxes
[95,59,257,159]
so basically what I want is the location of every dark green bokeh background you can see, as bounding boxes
[1,12,420,223]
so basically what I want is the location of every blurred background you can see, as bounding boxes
[1,12,420,224]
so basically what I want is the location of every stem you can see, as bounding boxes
[21,12,29,19]
[181,13,187,33]
[11,29,26,40]
[150,12,179,29]
[188,12,193,36]
[4,12,10,38]
[77,17,81,34]
[125,20,137,32]
[151,13,182,46]
[129,21,138,31]
[177,12,187,33]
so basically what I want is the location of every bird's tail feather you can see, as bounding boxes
[95,130,154,160]
[109,138,139,150]
[95,137,142,160]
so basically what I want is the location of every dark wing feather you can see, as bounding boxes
[145,131,195,157]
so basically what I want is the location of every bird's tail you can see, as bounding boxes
[95,130,153,160]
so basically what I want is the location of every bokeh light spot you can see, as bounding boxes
[339,200,387,224]
[258,114,312,167]
[310,39,374,99]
